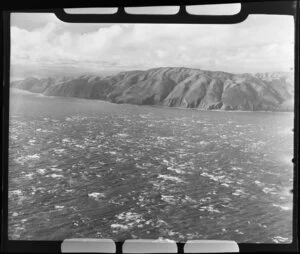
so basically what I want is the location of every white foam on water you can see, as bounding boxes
[221,183,230,187]
[37,168,46,174]
[184,195,197,203]
[9,190,22,196]
[27,154,40,159]
[116,212,144,222]
[51,168,63,172]
[235,229,244,235]
[199,197,211,203]
[15,154,41,164]
[110,224,128,230]
[158,174,185,183]
[262,187,276,194]
[162,159,170,165]
[74,144,85,149]
[47,174,64,178]
[232,188,246,196]
[10,135,18,140]
[199,204,221,213]
[116,157,127,163]
[53,148,65,153]
[135,163,147,169]
[231,166,243,171]
[139,114,150,119]
[24,173,34,179]
[167,166,185,174]
[161,195,177,204]
[199,141,209,146]
[117,133,129,137]
[157,136,174,141]
[55,205,64,209]
[272,203,292,211]
[88,192,106,200]
[272,236,290,243]
[200,172,225,182]
[40,129,53,133]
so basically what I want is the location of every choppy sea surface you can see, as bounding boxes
[8,88,294,243]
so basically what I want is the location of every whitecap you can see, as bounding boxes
[47,174,64,178]
[51,168,63,172]
[167,166,185,174]
[272,204,292,211]
[232,189,246,196]
[199,205,221,213]
[185,195,197,203]
[135,163,147,169]
[75,144,85,149]
[221,183,230,187]
[199,197,211,203]
[262,187,276,194]
[158,174,185,183]
[37,168,46,174]
[117,133,129,138]
[200,172,225,182]
[199,141,209,146]
[9,190,22,196]
[162,159,169,165]
[88,192,106,200]
[116,212,143,222]
[24,173,34,179]
[53,148,65,153]
[27,154,40,159]
[161,195,177,204]
[235,229,244,235]
[231,167,242,171]
[272,236,290,243]
[111,224,128,230]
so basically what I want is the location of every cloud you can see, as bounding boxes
[10,13,294,77]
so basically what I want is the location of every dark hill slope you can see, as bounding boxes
[11,67,294,111]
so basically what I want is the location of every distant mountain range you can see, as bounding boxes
[11,67,294,112]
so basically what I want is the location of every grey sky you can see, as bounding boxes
[10,8,294,78]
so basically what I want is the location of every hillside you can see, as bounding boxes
[11,67,294,111]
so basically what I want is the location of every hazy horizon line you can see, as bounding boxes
[10,65,294,81]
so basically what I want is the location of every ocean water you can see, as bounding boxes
[8,88,294,243]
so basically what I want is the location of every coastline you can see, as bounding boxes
[11,88,294,114]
